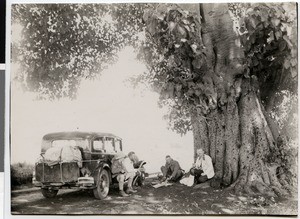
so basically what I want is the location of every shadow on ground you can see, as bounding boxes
[11,178,298,215]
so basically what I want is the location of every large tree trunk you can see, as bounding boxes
[183,3,285,196]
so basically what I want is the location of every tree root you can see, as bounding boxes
[210,177,222,189]
[271,185,288,197]
[229,176,291,197]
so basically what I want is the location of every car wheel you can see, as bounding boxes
[132,174,144,188]
[132,176,139,188]
[41,188,58,198]
[93,169,110,199]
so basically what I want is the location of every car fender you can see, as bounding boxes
[93,162,112,184]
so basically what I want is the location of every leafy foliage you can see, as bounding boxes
[11,162,34,188]
[139,3,297,134]
[13,3,297,137]
[140,4,215,134]
[12,4,146,99]
[229,3,297,98]
[270,90,298,139]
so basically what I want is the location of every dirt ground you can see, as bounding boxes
[11,177,298,215]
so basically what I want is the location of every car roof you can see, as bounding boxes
[42,131,121,141]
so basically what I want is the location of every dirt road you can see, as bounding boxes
[11,179,297,215]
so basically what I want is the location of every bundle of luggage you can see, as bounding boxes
[42,145,83,167]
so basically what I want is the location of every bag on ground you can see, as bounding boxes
[180,175,194,187]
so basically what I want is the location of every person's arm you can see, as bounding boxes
[201,161,207,175]
[170,161,180,179]
[202,156,214,177]
[208,156,215,177]
[195,157,201,169]
[201,157,208,175]
[112,160,124,174]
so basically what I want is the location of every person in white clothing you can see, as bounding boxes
[123,155,137,173]
[111,152,137,197]
[190,148,214,184]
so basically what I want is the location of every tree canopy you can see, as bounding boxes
[12,3,297,134]
[12,3,297,101]
[12,3,147,99]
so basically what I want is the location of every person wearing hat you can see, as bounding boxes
[190,148,214,184]
[160,155,184,182]
[111,152,137,197]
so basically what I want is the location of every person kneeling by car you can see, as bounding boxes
[128,151,143,168]
[111,152,137,197]
[128,151,147,186]
[190,148,214,184]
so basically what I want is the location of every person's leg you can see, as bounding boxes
[194,169,203,176]
[198,175,208,183]
[190,168,195,175]
[125,172,137,193]
[117,174,128,197]
[126,172,135,188]
[161,166,167,177]
[193,169,204,184]
[117,174,125,191]
[172,170,184,182]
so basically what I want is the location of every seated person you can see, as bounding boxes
[161,155,184,182]
[111,152,137,197]
[190,148,215,184]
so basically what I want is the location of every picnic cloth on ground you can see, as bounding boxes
[152,180,173,188]
[180,175,194,187]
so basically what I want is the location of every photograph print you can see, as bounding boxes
[10,2,298,215]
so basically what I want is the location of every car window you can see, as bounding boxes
[114,139,122,152]
[52,140,76,147]
[105,138,115,153]
[52,139,88,150]
[93,138,104,151]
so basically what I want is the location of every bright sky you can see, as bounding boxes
[11,47,194,173]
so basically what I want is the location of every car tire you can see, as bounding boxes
[132,173,144,188]
[93,169,110,199]
[41,188,58,198]
[132,176,140,188]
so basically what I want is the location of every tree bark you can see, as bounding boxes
[223,96,240,185]
[184,3,286,196]
[191,112,210,161]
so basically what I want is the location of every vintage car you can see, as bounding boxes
[33,131,124,199]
